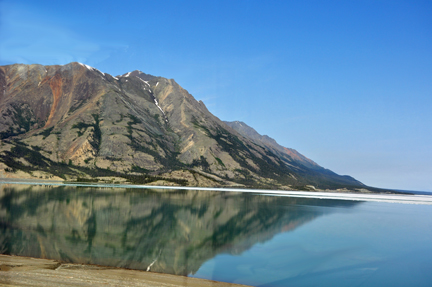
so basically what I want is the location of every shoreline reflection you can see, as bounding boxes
[0,184,358,276]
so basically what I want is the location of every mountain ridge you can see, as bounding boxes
[0,62,367,191]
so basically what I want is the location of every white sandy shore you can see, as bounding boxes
[1,178,432,205]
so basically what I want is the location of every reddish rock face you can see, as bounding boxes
[0,62,363,189]
[46,73,63,128]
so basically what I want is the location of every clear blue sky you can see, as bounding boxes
[1,0,431,191]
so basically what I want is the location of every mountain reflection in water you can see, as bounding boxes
[0,184,357,276]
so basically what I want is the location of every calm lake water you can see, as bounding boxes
[1,183,432,286]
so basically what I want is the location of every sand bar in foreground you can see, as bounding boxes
[0,255,250,287]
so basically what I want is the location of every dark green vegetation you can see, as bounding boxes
[38,127,54,139]
[0,62,372,191]
[122,174,187,185]
[126,113,183,171]
[0,141,186,185]
[0,104,42,139]
[192,118,362,190]
[71,114,101,153]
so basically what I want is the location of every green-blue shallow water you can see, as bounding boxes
[1,183,431,286]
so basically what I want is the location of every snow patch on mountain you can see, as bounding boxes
[78,62,105,76]
[153,98,168,122]
[137,77,150,86]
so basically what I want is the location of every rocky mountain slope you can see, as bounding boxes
[224,121,364,189]
[0,62,364,190]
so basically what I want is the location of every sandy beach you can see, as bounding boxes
[0,255,250,287]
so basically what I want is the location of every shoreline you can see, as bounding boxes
[1,178,432,205]
[0,255,250,286]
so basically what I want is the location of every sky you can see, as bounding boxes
[1,0,431,191]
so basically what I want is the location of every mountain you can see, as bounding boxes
[0,62,364,190]
[224,121,321,170]
[224,121,364,189]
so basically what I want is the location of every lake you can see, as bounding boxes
[1,182,432,286]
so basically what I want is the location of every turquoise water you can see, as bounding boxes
[1,183,432,286]
[193,201,432,286]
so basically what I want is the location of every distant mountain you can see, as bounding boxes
[0,62,364,190]
[224,121,364,189]
[224,121,321,170]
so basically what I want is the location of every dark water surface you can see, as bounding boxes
[1,183,432,286]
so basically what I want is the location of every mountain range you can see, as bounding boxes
[0,62,366,191]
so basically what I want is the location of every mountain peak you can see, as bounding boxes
[0,62,365,191]
[77,62,95,70]
[119,70,146,78]
[76,62,105,76]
